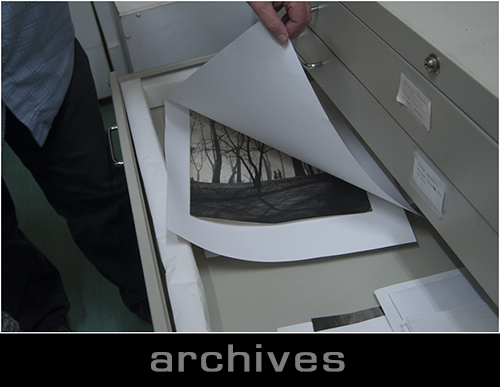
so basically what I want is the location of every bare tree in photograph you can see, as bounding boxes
[237,136,273,192]
[220,126,245,184]
[190,111,206,181]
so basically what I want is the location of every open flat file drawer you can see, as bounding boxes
[109,54,472,332]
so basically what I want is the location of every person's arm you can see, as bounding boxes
[248,2,311,45]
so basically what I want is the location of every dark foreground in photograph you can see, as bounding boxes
[190,173,372,223]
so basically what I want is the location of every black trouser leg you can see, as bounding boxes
[2,179,70,332]
[3,40,150,325]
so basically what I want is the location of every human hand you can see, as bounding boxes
[248,2,311,45]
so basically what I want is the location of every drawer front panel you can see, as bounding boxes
[307,2,497,231]
[110,72,174,331]
[344,1,498,142]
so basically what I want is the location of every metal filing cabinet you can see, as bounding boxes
[109,2,497,331]
[294,1,498,305]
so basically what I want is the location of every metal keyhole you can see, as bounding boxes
[424,53,440,74]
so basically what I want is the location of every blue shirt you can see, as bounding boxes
[2,2,75,147]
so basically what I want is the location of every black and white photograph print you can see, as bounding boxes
[189,110,372,224]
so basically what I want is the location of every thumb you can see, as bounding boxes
[249,2,289,44]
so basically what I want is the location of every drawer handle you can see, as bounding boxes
[310,4,326,12]
[107,125,124,166]
[297,52,324,70]
[295,3,327,70]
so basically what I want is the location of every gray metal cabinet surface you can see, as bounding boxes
[294,2,498,305]
[115,1,258,72]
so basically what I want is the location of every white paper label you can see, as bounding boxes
[397,73,432,131]
[412,153,446,213]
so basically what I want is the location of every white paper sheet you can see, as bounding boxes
[164,98,416,262]
[166,21,412,211]
[404,302,498,332]
[375,268,499,332]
